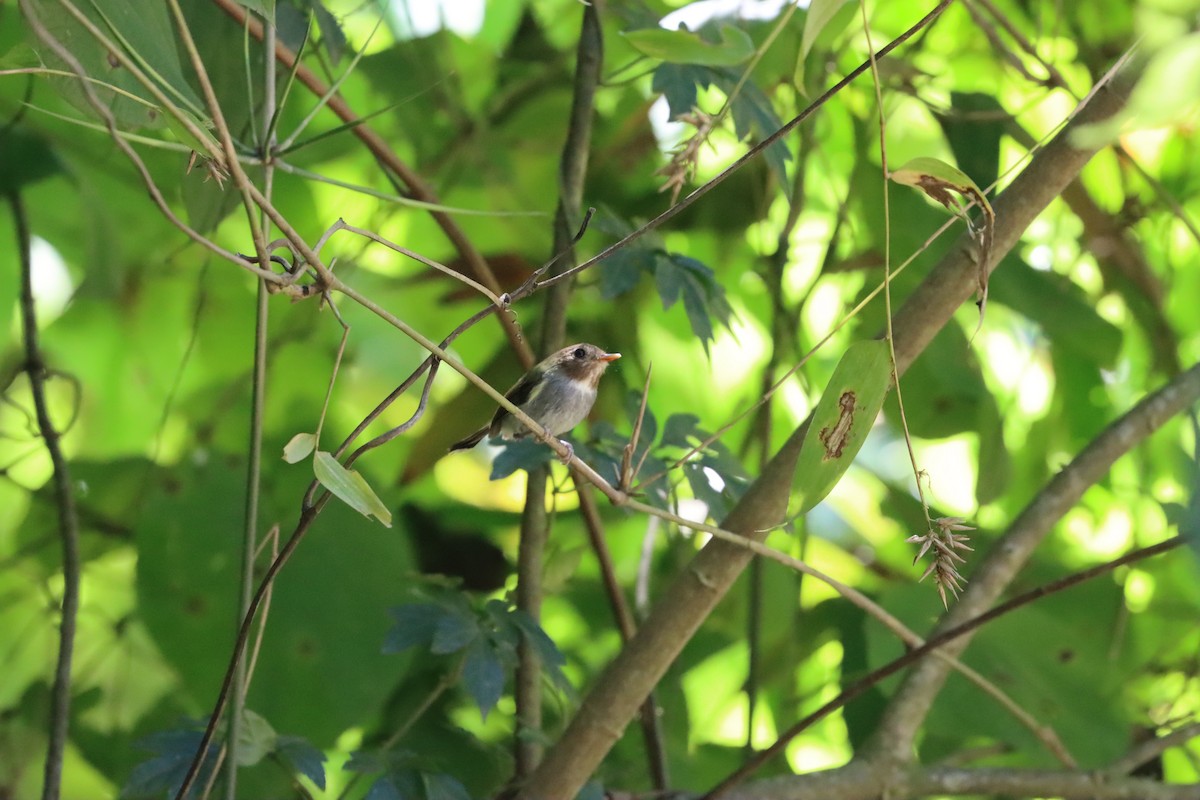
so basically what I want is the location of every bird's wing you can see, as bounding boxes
[489,366,545,432]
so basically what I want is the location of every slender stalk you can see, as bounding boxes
[224,9,277,796]
[12,189,82,800]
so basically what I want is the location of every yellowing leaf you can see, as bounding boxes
[891,157,995,338]
[282,433,317,464]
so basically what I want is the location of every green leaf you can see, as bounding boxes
[310,0,348,64]
[599,247,654,299]
[31,0,204,128]
[727,77,791,188]
[684,461,727,518]
[123,727,216,799]
[313,451,392,527]
[282,432,317,463]
[0,128,61,192]
[276,736,326,791]
[990,256,1122,367]
[661,413,701,448]
[653,253,734,349]
[622,24,755,66]
[234,708,277,767]
[651,63,791,188]
[382,604,442,653]
[137,461,413,744]
[801,0,852,64]
[365,774,411,800]
[1072,33,1200,147]
[681,271,716,350]
[235,0,275,14]
[623,389,658,446]
[461,637,505,720]
[490,438,555,480]
[937,92,1005,194]
[794,340,893,513]
[508,608,570,692]
[652,62,703,118]
[654,252,685,309]
[430,610,479,655]
[576,781,607,800]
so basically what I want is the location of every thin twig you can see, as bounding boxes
[1109,722,1200,775]
[13,191,81,800]
[322,219,503,305]
[224,9,279,793]
[620,364,654,491]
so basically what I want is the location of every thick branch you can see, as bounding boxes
[726,764,1199,800]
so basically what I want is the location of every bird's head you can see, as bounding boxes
[544,343,621,388]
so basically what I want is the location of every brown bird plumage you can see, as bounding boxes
[449,343,620,451]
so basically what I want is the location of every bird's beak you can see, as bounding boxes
[599,352,621,362]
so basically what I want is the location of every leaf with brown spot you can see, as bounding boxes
[892,157,995,339]
[794,340,893,513]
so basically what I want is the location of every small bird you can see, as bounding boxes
[449,343,620,457]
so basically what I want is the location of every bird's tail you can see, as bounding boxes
[448,427,488,451]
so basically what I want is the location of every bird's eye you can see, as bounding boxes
[573,347,587,359]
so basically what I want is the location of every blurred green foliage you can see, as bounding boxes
[2,0,1199,797]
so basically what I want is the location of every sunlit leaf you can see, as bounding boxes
[891,157,986,212]
[801,0,853,64]
[1073,33,1200,147]
[622,24,755,66]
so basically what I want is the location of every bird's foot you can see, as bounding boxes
[556,439,574,464]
